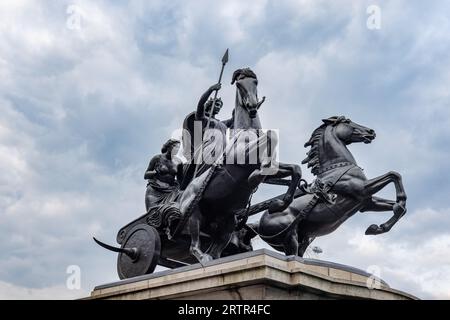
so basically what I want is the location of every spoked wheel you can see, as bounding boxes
[117,224,161,279]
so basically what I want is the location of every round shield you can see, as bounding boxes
[117,224,161,279]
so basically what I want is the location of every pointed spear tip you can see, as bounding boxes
[222,48,229,64]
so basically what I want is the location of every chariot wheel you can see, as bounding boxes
[117,224,161,279]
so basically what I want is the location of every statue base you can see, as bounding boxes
[87,249,417,300]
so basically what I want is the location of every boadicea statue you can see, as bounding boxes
[94,50,407,280]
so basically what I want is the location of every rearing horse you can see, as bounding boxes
[178,68,302,263]
[252,116,407,256]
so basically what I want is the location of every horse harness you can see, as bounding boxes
[298,162,356,220]
[259,162,356,242]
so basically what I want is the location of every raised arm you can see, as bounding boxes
[195,83,221,120]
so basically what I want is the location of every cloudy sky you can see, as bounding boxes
[1,0,449,299]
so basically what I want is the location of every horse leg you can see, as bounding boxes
[189,207,212,263]
[363,171,407,202]
[283,227,299,256]
[207,214,235,259]
[205,225,220,257]
[361,196,406,235]
[262,131,303,207]
[298,237,315,257]
[270,163,302,213]
[361,196,395,212]
[248,162,302,213]
[362,172,407,235]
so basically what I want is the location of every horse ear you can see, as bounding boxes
[322,116,338,125]
[231,69,242,85]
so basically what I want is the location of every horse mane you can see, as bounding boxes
[301,124,327,175]
[231,68,257,84]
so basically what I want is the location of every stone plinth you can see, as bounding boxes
[87,249,417,300]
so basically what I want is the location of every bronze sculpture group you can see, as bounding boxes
[94,50,407,279]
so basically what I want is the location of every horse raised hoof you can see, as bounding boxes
[199,254,213,264]
[190,246,213,264]
[365,224,385,235]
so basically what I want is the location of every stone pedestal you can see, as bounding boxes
[87,249,416,300]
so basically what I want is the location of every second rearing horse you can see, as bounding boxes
[252,116,407,256]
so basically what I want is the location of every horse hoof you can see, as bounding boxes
[365,224,382,235]
[200,254,213,264]
[190,247,205,261]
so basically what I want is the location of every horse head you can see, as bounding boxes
[323,116,376,145]
[303,116,376,175]
[232,68,265,119]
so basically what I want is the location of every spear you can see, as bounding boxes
[193,49,229,178]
